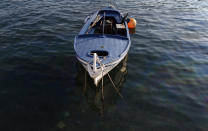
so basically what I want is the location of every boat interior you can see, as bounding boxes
[86,10,127,37]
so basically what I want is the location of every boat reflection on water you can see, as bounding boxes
[76,56,128,115]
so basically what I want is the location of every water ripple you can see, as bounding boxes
[0,0,208,130]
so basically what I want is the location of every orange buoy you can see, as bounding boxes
[128,18,137,29]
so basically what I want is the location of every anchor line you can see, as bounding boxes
[92,54,105,116]
[96,56,105,102]
[101,65,105,116]
[101,65,104,101]
[85,53,127,116]
[96,55,127,105]
[107,73,127,105]
[83,70,87,93]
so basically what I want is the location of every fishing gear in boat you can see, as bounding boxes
[86,15,102,34]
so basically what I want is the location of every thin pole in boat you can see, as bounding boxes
[102,12,106,35]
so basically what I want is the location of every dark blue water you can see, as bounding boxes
[1,0,208,130]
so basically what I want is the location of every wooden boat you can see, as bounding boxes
[74,6,132,86]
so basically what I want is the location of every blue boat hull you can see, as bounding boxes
[74,6,131,85]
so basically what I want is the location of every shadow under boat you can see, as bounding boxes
[75,55,128,114]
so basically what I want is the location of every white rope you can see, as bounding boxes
[90,53,127,115]
[95,58,105,116]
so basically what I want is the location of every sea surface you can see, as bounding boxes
[0,0,208,131]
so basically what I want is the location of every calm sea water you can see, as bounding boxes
[0,0,208,131]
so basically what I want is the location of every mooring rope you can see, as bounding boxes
[84,70,87,93]
[101,65,105,116]
[107,73,127,104]
[101,66,104,101]
[96,56,127,105]
[88,53,127,116]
